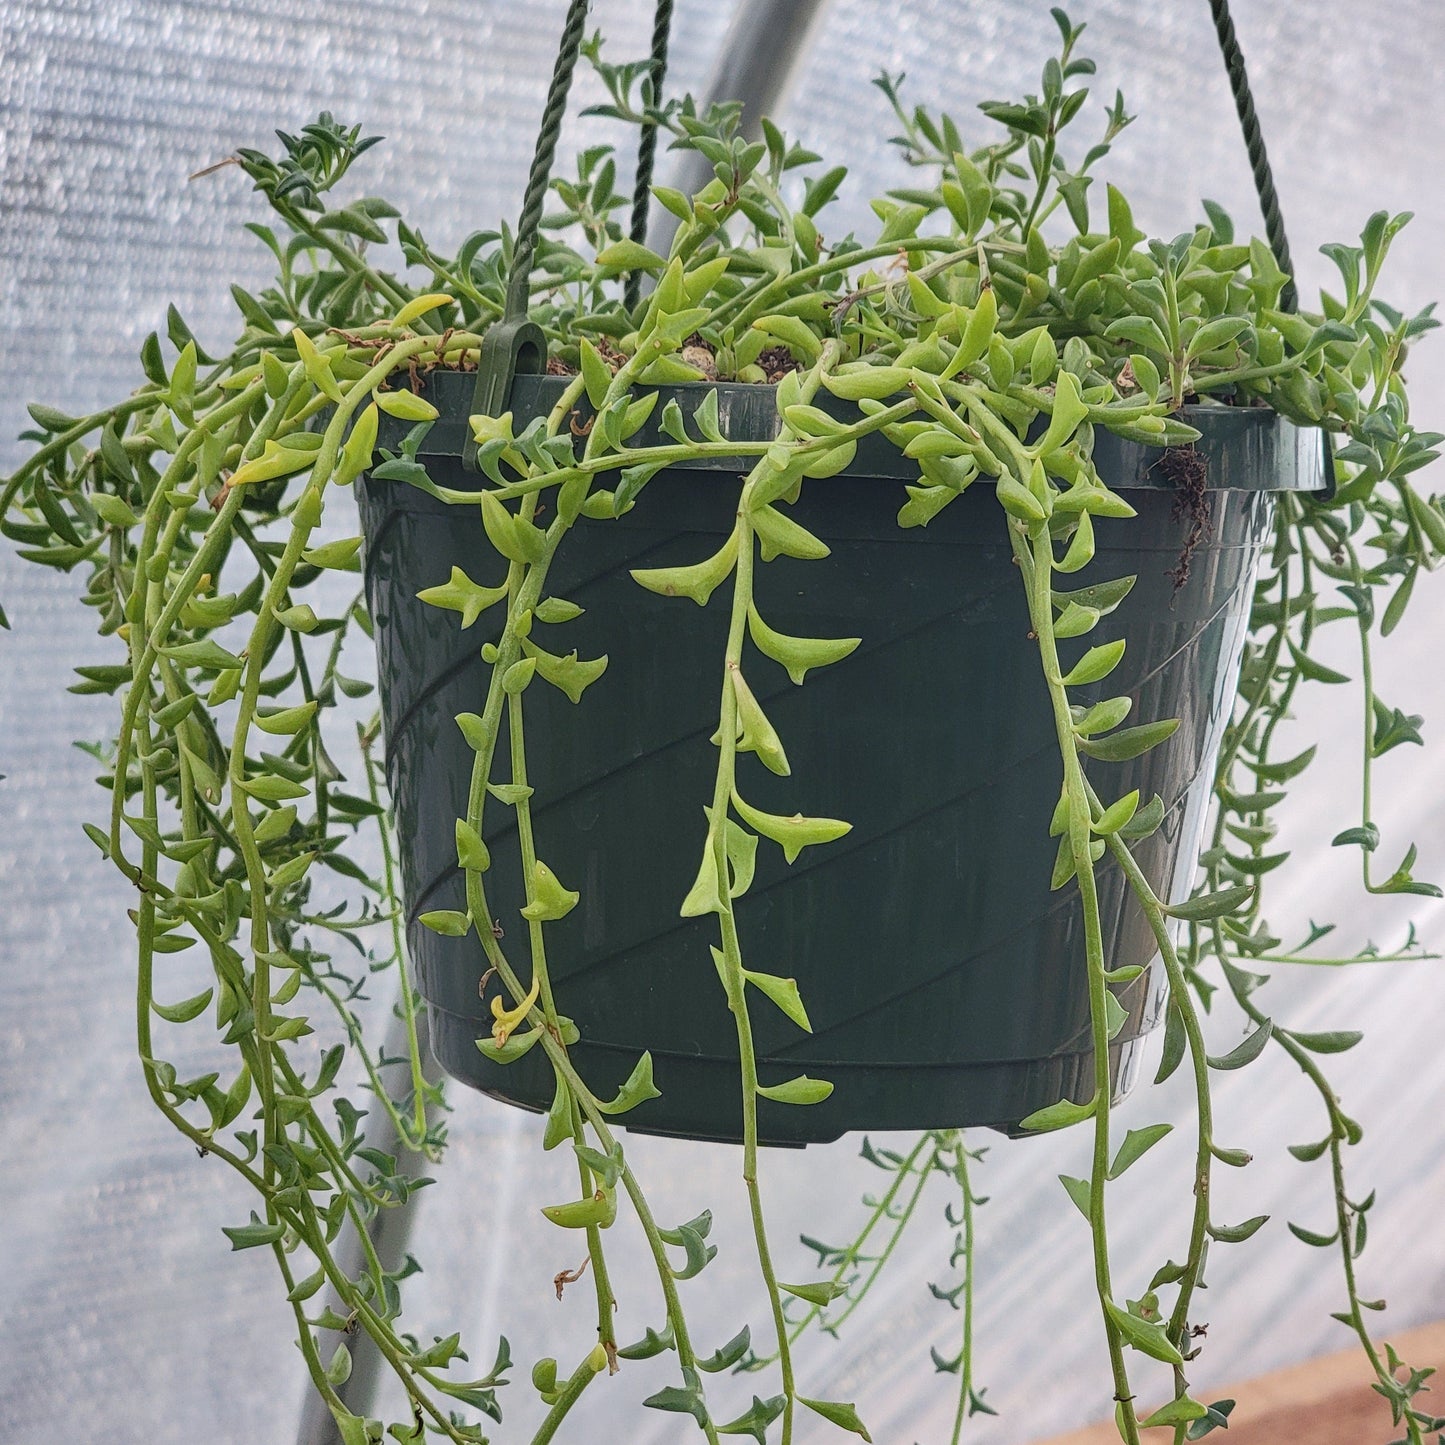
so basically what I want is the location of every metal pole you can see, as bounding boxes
[648,0,834,252]
[296,1006,444,1443]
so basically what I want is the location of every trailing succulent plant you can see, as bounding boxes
[3,11,1442,1443]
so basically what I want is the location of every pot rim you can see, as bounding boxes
[381,369,1328,494]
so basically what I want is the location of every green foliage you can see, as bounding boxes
[2,12,1441,1445]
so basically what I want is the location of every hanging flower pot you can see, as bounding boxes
[359,371,1323,1143]
[9,0,1442,1433]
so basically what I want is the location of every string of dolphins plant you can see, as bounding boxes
[2,11,1442,1443]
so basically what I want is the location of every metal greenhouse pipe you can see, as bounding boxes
[295,1009,443,1444]
[647,0,833,253]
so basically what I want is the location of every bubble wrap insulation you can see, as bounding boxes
[2,2,1443,1441]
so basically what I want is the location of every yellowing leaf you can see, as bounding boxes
[292,328,343,403]
[578,338,612,408]
[334,404,378,486]
[490,973,540,1046]
[679,851,724,918]
[228,440,315,489]
[373,389,439,422]
[540,1187,617,1230]
[479,489,532,564]
[392,292,452,327]
[822,366,911,401]
[302,535,364,569]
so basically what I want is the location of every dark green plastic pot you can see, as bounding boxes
[357,372,1323,1145]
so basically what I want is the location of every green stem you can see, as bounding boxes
[710,501,799,1443]
[295,1202,474,1442]
[273,1244,360,1432]
[450,360,723,1442]
[507,680,618,1360]
[1088,782,1216,1440]
[272,196,423,321]
[1189,355,1309,393]
[717,237,967,331]
[948,1137,981,1445]
[1236,948,1438,967]
[269,1048,391,1207]
[761,1133,936,1362]
[1221,965,1425,1445]
[1163,270,1185,410]
[109,383,272,860]
[1,393,160,499]
[697,343,852,1440]
[435,401,919,507]
[228,341,430,1181]
[1345,539,1381,892]
[360,727,434,1152]
[1015,523,1140,1445]
[802,1137,938,1343]
[310,968,430,1162]
[529,1348,610,1445]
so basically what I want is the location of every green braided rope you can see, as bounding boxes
[1208,0,1333,491]
[505,0,594,323]
[1208,0,1298,313]
[624,0,676,312]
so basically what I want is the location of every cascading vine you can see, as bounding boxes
[3,13,1443,1444]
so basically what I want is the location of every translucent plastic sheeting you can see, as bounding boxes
[2,2,1443,1442]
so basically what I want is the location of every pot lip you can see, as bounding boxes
[388,368,1327,494]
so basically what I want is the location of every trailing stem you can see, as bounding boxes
[1090,784,1218,1441]
[710,491,798,1441]
[946,1136,985,1445]
[1014,523,1141,1445]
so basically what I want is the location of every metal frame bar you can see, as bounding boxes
[648,0,833,251]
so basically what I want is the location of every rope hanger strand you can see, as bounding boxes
[466,0,594,461]
[626,0,676,312]
[468,0,675,458]
[1208,0,1298,313]
[506,0,594,324]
